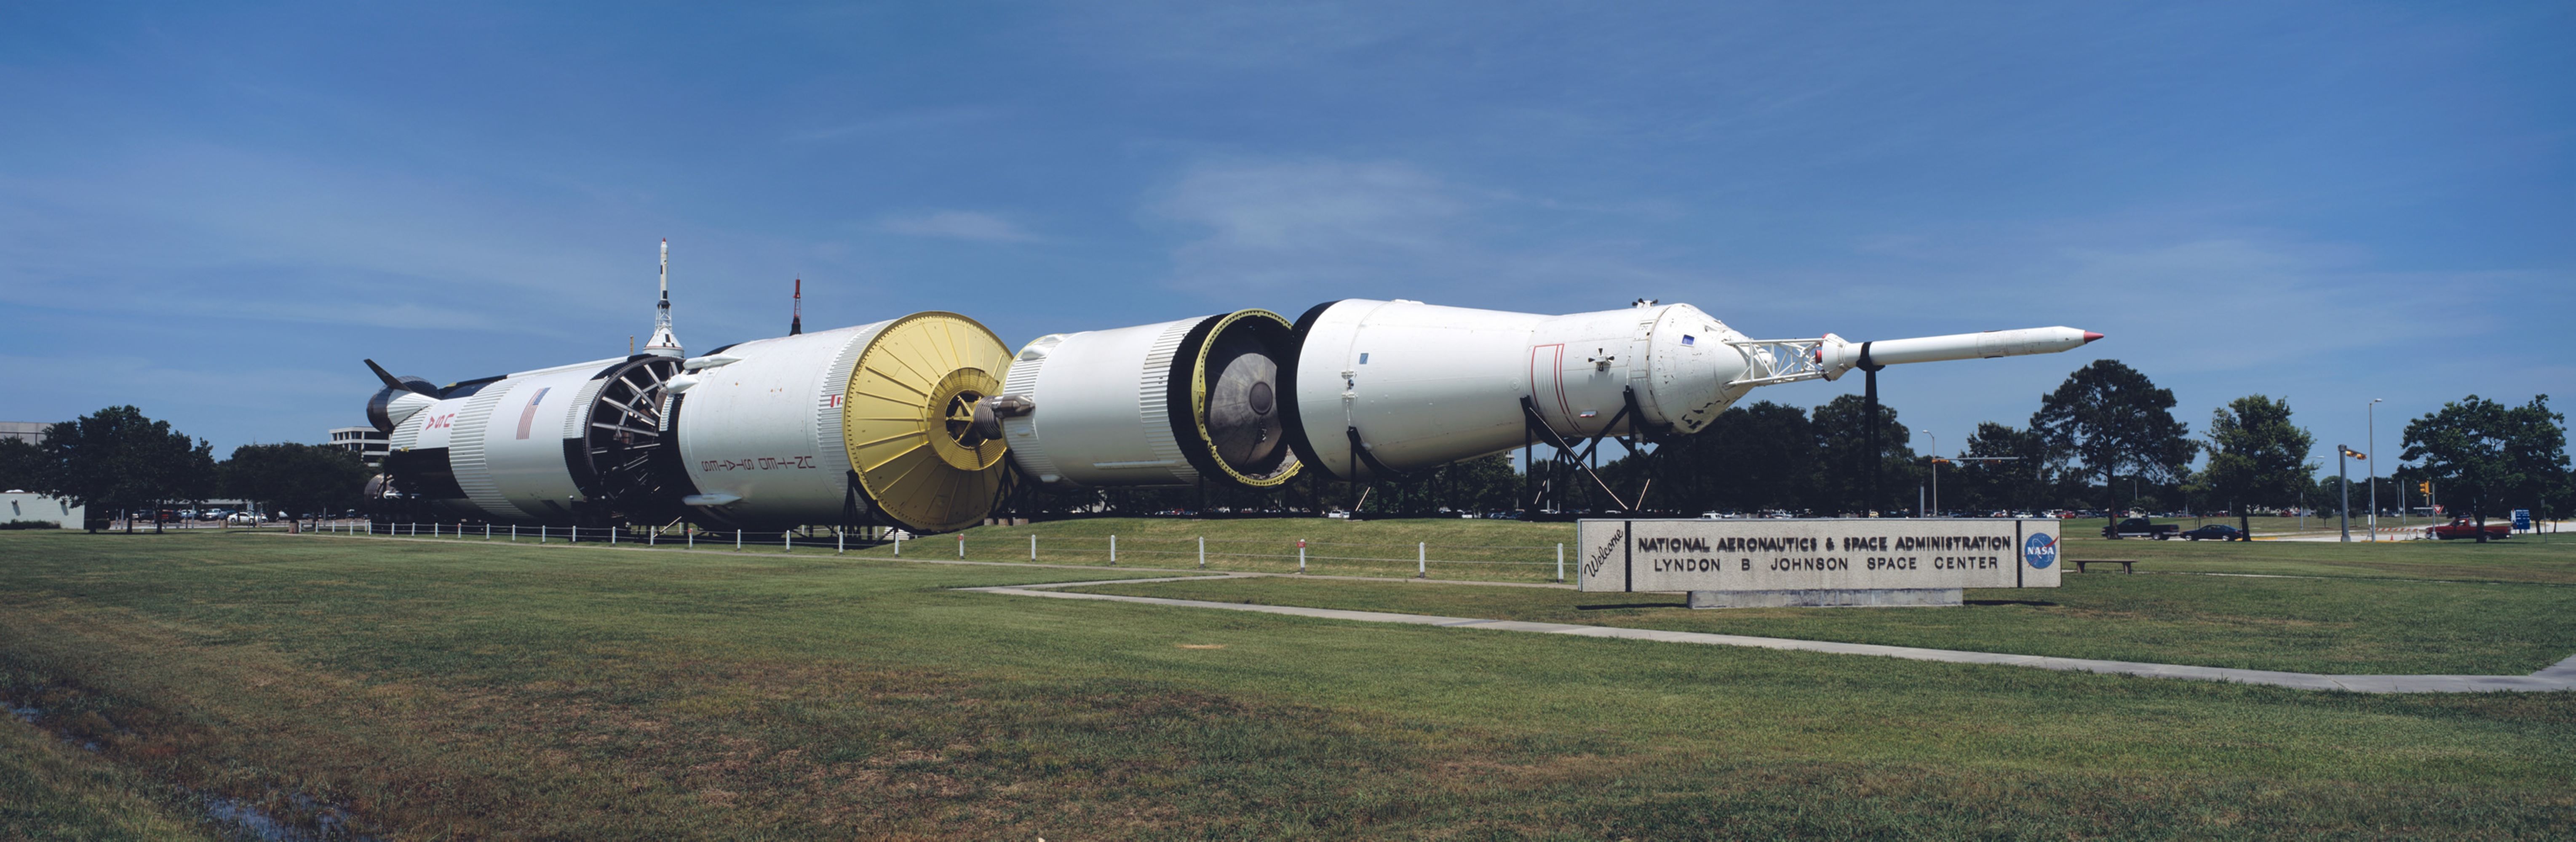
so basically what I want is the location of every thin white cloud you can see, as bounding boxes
[877,210,1040,243]
[784,107,1000,143]
[1147,157,1699,297]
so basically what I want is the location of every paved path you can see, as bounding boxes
[960,576,2576,694]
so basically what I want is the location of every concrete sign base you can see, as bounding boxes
[1689,588,1961,609]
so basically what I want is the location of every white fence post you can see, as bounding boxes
[511,524,518,541]
[540,525,546,544]
[649,527,657,546]
[1557,543,1565,582]
[485,524,491,540]
[1418,542,1427,578]
[1109,535,1116,565]
[1199,536,1206,569]
[1029,534,1037,561]
[734,530,742,550]
[957,533,965,558]
[1299,540,1307,573]
[837,528,845,554]
[894,534,902,556]
[784,530,792,553]
[687,528,694,549]
[611,526,617,545]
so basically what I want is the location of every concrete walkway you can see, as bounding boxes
[960,576,2576,694]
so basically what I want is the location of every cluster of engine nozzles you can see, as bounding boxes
[365,298,2098,534]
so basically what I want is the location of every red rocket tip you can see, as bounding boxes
[2082,331,2104,344]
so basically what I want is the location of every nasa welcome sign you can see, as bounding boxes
[1576,518,2065,593]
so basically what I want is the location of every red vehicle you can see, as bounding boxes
[2427,517,2511,541]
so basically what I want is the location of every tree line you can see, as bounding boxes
[1604,361,2572,530]
[0,406,373,531]
[6,371,2566,531]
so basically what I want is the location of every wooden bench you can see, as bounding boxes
[2072,559,2138,574]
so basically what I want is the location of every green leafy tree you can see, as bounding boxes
[1812,395,1920,515]
[21,406,216,533]
[2031,360,2192,535]
[1611,401,1816,514]
[220,443,374,519]
[2400,395,2570,541]
[2199,396,2316,540]
[0,437,50,493]
[1948,422,2052,514]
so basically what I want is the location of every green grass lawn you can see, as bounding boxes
[1,714,211,841]
[2058,532,2576,584]
[331,515,2576,584]
[2,529,2572,838]
[2047,514,2449,540]
[332,515,1585,582]
[1065,570,2576,675]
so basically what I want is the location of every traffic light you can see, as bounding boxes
[2418,481,2430,496]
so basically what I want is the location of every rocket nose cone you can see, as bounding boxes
[2082,331,2105,344]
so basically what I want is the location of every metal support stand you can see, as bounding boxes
[1519,388,1660,516]
[1860,345,1885,517]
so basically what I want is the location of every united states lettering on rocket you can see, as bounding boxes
[360,249,2099,533]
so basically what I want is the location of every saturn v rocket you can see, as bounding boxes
[362,245,2099,533]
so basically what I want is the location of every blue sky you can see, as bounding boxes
[4,2,2569,473]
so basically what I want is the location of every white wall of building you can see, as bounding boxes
[1,492,86,529]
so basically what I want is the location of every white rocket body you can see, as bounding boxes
[1002,310,1301,489]
[665,322,889,527]
[381,355,672,523]
[365,258,2103,528]
[1002,320,1204,488]
[1286,300,1754,481]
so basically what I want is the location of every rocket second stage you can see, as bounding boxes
[1283,299,2099,482]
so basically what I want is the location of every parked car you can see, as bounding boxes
[2427,517,2511,540]
[2178,524,2244,541]
[225,512,259,525]
[2101,517,2179,539]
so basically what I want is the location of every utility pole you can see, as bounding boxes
[2336,444,2362,542]
[2368,398,2383,541]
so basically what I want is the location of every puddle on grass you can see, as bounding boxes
[5,690,371,839]
[203,792,367,841]
[205,796,303,841]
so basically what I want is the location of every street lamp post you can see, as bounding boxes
[2368,398,2383,541]
[1913,429,1938,517]
[2336,444,2363,542]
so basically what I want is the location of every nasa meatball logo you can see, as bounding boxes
[2022,533,2058,569]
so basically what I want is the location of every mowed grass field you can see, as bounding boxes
[1,526,2571,839]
